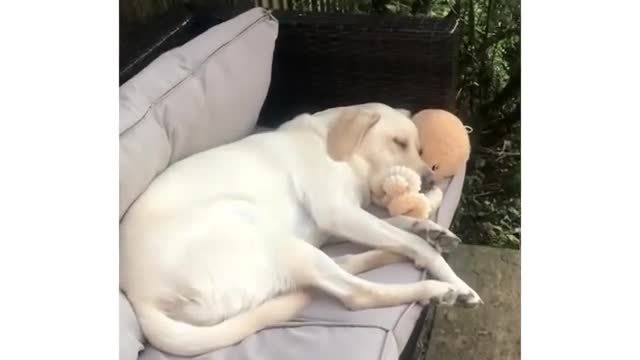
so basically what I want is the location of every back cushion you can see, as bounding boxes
[119,8,278,219]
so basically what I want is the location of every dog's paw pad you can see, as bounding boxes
[455,291,483,308]
[420,285,457,306]
[427,230,461,253]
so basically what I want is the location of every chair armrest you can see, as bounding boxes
[435,166,466,229]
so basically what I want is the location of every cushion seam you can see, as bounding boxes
[390,273,426,353]
[265,320,390,333]
[119,10,273,138]
[379,330,398,360]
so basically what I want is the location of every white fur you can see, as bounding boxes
[120,103,480,356]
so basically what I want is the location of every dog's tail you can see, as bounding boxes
[131,292,312,357]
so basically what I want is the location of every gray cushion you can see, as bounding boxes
[141,326,390,360]
[119,7,278,219]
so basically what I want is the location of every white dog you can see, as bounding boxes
[120,103,481,356]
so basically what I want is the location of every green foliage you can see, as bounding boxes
[448,0,521,249]
[452,123,520,249]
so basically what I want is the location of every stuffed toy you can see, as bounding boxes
[413,109,471,182]
[378,109,471,219]
[381,165,444,219]
[380,166,463,254]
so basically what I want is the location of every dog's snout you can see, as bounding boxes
[419,164,434,178]
[422,176,436,191]
[420,167,436,189]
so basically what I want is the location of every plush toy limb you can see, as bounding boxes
[385,166,422,193]
[424,186,444,212]
[387,193,432,218]
[383,174,410,197]
[380,166,423,206]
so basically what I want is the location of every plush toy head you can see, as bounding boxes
[413,109,471,181]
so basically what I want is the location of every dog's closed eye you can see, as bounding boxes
[393,137,408,150]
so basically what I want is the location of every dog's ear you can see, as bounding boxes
[327,109,380,161]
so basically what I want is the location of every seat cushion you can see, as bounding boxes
[119,8,278,219]
[141,326,392,360]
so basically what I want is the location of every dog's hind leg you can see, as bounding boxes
[288,241,458,311]
[333,249,409,274]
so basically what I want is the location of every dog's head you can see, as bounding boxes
[325,103,432,202]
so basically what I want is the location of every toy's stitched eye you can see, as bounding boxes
[418,148,423,156]
[432,164,439,171]
[393,137,408,150]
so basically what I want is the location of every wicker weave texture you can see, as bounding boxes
[259,11,460,126]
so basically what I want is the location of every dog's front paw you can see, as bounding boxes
[453,288,483,308]
[417,283,483,308]
[426,229,461,253]
[410,219,462,253]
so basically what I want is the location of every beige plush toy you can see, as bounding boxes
[381,165,444,219]
[379,109,471,219]
[413,109,471,182]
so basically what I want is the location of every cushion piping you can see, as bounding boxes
[379,331,400,360]
[268,319,391,333]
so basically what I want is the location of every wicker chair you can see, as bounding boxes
[120,4,461,360]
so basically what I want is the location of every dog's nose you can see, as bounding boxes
[420,167,436,190]
[421,176,436,191]
[420,165,434,179]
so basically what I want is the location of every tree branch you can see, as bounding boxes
[483,0,495,47]
[466,0,477,113]
[451,0,461,17]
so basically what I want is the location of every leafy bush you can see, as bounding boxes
[444,0,521,249]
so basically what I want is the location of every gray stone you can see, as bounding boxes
[423,245,520,360]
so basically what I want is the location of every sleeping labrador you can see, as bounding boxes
[120,103,481,356]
